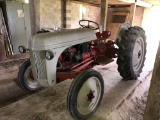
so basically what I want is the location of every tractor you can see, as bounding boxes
[18,20,146,120]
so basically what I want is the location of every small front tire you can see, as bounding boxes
[18,59,41,92]
[67,69,104,120]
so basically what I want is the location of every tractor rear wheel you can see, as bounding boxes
[67,69,104,120]
[116,26,146,80]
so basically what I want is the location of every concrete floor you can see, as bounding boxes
[0,53,30,108]
[0,57,152,120]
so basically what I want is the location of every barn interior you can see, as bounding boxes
[0,0,160,120]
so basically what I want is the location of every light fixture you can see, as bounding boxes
[80,4,86,19]
[45,51,54,60]
[19,46,27,53]
[25,0,29,3]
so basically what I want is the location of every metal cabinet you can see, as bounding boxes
[5,1,31,54]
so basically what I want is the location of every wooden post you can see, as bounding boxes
[128,3,136,25]
[61,0,66,28]
[100,0,108,31]
[29,0,40,35]
[143,41,160,120]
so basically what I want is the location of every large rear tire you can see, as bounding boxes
[116,26,147,80]
[67,69,104,120]
[18,59,41,92]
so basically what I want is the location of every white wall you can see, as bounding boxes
[142,5,160,70]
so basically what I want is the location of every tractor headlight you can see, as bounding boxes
[45,51,54,60]
[18,46,27,53]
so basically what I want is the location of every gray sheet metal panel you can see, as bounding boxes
[29,28,97,50]
[22,3,31,47]
[6,1,30,53]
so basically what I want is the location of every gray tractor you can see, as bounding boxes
[18,20,146,120]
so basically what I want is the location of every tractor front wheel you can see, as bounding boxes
[67,69,104,120]
[18,59,41,92]
[116,26,147,80]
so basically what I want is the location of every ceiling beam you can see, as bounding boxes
[136,0,152,8]
[118,0,135,3]
[72,1,101,6]
[146,0,160,4]
[71,0,153,8]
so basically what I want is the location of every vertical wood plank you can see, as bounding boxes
[144,42,160,120]
[129,3,136,25]
[29,0,40,35]
[61,0,66,28]
[100,0,108,31]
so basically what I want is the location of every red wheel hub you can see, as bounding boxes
[87,90,95,102]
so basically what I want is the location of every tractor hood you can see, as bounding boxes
[29,28,96,50]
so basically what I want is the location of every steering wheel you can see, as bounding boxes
[79,20,99,30]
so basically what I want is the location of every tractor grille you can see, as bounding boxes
[29,51,47,80]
